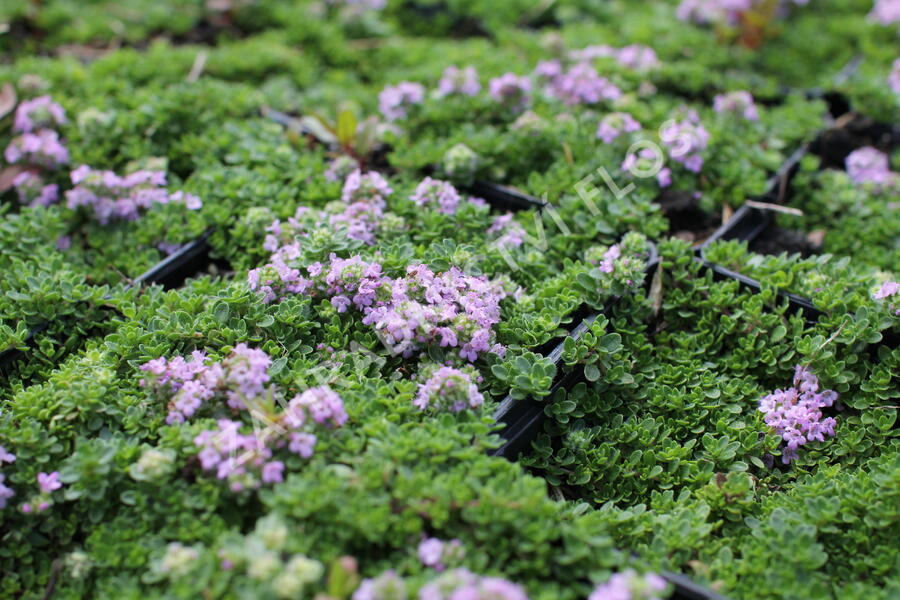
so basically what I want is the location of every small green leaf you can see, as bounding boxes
[337,108,357,147]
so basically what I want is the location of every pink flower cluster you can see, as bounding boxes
[13,95,67,133]
[250,253,384,306]
[5,95,69,169]
[334,169,393,243]
[713,90,759,121]
[193,386,346,491]
[141,347,346,490]
[621,148,672,187]
[596,112,642,144]
[0,445,16,510]
[589,570,668,600]
[419,569,528,600]
[870,0,900,25]
[845,147,898,188]
[262,171,393,255]
[4,129,69,168]
[487,213,526,249]
[65,165,201,224]
[140,345,272,424]
[418,537,465,571]
[678,0,809,25]
[343,169,393,205]
[21,471,63,514]
[363,265,507,361]
[379,82,426,121]
[873,281,900,316]
[585,233,650,289]
[543,62,622,106]
[677,0,753,24]
[437,65,481,97]
[414,367,485,412]
[410,177,462,215]
[569,44,660,70]
[488,73,532,111]
[250,255,507,362]
[12,171,59,207]
[890,58,900,95]
[597,245,622,274]
[354,567,527,600]
[660,109,710,173]
[758,365,839,464]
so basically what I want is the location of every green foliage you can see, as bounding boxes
[1,2,898,599]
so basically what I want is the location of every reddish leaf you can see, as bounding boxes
[0,165,28,193]
[0,83,16,120]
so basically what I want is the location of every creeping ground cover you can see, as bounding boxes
[1,1,899,599]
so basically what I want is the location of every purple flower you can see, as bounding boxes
[677,0,754,25]
[660,110,709,173]
[331,295,353,312]
[758,366,839,464]
[589,570,668,600]
[353,570,407,600]
[289,386,348,428]
[342,169,393,205]
[437,66,481,97]
[261,461,284,484]
[890,58,900,95]
[845,147,897,187]
[37,471,62,494]
[13,95,67,133]
[569,44,659,71]
[874,281,899,300]
[656,168,672,188]
[252,254,506,362]
[621,147,664,179]
[410,177,462,215]
[418,569,526,600]
[55,235,72,251]
[598,244,621,274]
[569,45,617,62]
[64,165,199,224]
[615,44,660,70]
[0,474,14,509]
[379,82,425,121]
[4,130,69,168]
[548,62,621,106]
[713,90,759,121]
[487,213,525,249]
[870,0,900,25]
[488,73,531,111]
[0,446,15,464]
[414,367,484,412]
[533,59,563,81]
[596,112,642,144]
[418,537,465,572]
[288,432,317,458]
[418,538,445,567]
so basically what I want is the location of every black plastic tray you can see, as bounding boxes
[0,229,217,373]
[264,107,548,214]
[490,249,765,600]
[662,571,730,600]
[462,180,546,212]
[490,241,660,459]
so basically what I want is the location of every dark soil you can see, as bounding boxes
[656,189,721,243]
[749,225,821,257]
[810,114,900,170]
